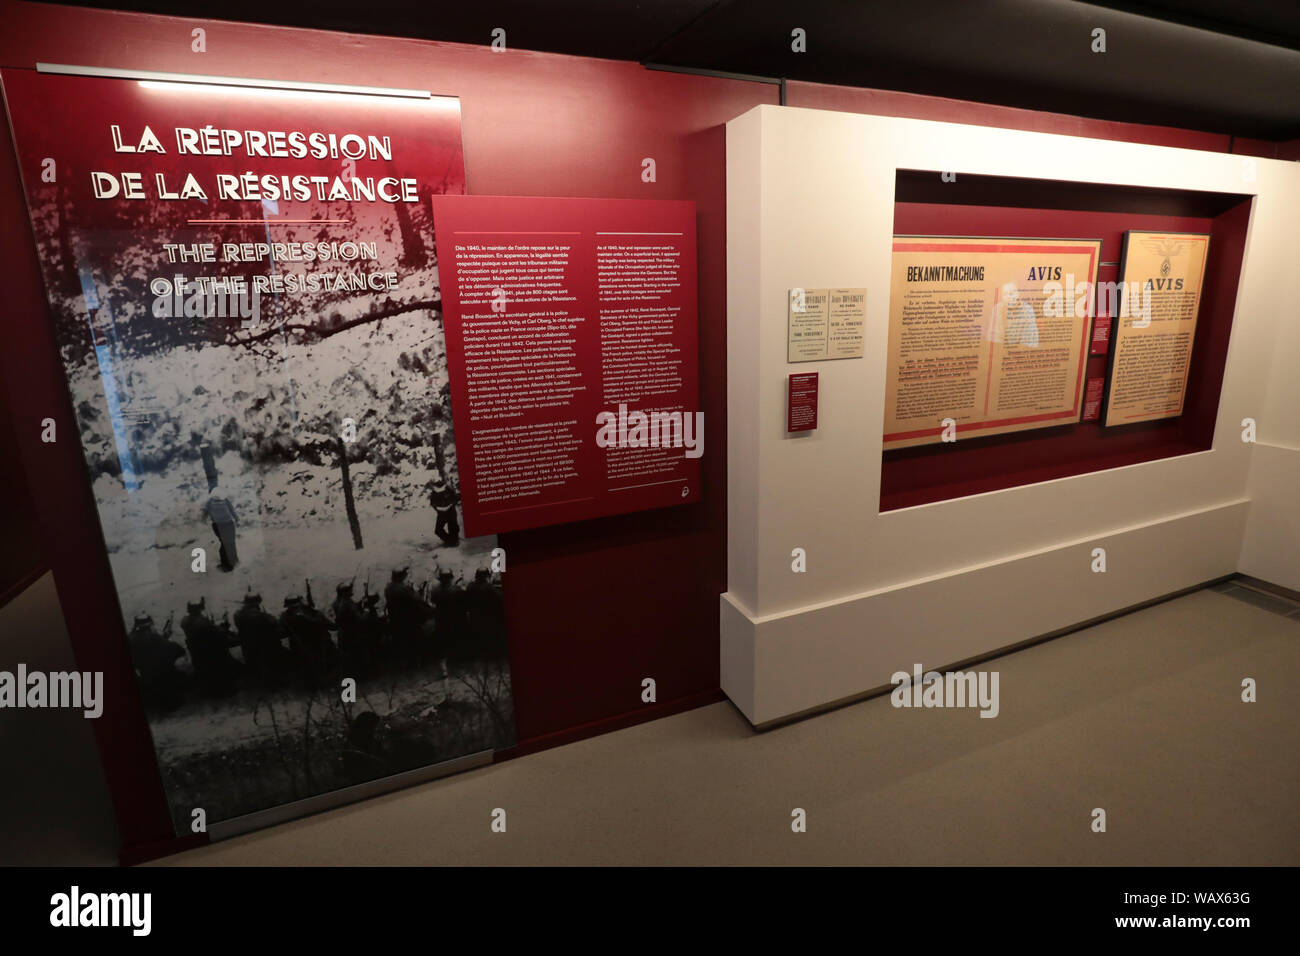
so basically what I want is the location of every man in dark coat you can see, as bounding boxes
[203,486,239,571]
[429,476,460,548]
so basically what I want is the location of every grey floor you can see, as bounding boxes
[3,575,1296,865]
[159,581,1299,866]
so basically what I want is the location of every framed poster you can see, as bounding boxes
[787,287,866,362]
[1,67,515,835]
[884,237,1102,448]
[1101,231,1211,426]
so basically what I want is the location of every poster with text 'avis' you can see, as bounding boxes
[1102,231,1211,427]
[884,236,1101,449]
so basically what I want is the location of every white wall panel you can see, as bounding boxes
[725,105,1298,724]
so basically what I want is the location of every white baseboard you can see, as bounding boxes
[722,499,1249,725]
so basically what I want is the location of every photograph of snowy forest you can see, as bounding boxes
[13,87,513,833]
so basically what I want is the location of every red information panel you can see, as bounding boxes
[787,373,819,431]
[431,196,700,535]
[1090,315,1112,355]
[1082,376,1106,421]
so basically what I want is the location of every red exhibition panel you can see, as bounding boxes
[431,196,701,536]
[787,372,819,432]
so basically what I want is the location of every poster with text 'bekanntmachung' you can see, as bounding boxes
[884,237,1102,449]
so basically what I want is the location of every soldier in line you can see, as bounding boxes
[141,558,508,708]
[359,590,387,666]
[280,594,338,689]
[385,567,432,669]
[466,567,508,662]
[233,592,288,688]
[180,597,241,698]
[127,612,187,713]
[332,581,372,680]
[430,568,466,674]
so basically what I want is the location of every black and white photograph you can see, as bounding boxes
[4,72,513,833]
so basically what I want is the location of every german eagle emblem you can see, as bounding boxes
[1141,237,1187,278]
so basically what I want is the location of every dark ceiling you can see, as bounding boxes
[33,0,1300,140]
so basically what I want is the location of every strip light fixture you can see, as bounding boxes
[36,62,432,99]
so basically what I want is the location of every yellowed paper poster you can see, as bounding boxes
[788,288,830,362]
[788,287,866,362]
[1102,231,1210,426]
[884,237,1102,449]
[827,288,866,358]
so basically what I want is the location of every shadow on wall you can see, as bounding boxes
[0,572,119,864]
[0,379,45,603]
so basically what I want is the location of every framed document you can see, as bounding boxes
[1101,231,1211,426]
[883,237,1102,449]
[788,287,866,362]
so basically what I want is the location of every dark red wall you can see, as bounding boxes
[0,1,1280,859]
[0,377,45,605]
[0,1,774,857]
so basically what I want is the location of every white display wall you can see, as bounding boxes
[723,104,1298,726]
